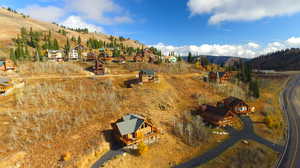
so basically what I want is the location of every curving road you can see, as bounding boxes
[279,75,300,168]
[174,116,283,168]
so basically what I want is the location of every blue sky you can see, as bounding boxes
[2,0,300,57]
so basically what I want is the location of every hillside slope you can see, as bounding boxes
[0,7,143,56]
[251,48,300,70]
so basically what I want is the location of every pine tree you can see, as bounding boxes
[249,80,260,98]
[53,39,59,50]
[64,38,71,55]
[77,36,81,45]
[188,52,192,63]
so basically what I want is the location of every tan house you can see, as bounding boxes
[47,50,64,62]
[112,114,160,147]
[217,96,255,115]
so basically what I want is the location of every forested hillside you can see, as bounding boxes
[251,48,300,70]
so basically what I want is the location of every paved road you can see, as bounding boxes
[91,149,125,168]
[174,116,284,168]
[279,75,300,168]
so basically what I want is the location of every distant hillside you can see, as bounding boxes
[251,48,300,70]
[0,7,143,57]
[183,55,249,65]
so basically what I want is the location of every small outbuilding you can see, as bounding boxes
[139,69,156,83]
[112,114,160,147]
[217,96,255,115]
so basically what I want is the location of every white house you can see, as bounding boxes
[69,49,79,60]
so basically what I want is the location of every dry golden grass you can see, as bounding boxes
[249,77,288,144]
[199,140,279,168]
[124,62,200,74]
[17,62,87,75]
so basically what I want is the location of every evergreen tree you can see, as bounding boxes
[53,39,59,50]
[187,52,193,63]
[64,38,71,55]
[249,80,260,98]
[77,36,81,45]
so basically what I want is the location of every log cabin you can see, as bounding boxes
[139,69,156,83]
[112,114,160,146]
[217,96,254,115]
[208,71,231,83]
[198,104,234,127]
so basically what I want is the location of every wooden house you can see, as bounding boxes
[86,52,97,61]
[139,69,156,83]
[208,71,231,83]
[164,56,177,63]
[0,78,13,94]
[217,96,254,115]
[198,104,234,127]
[112,114,160,147]
[93,59,106,75]
[47,50,64,62]
[134,51,144,62]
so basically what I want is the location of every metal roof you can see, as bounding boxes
[0,78,11,86]
[116,114,145,136]
[0,61,4,66]
[140,69,155,75]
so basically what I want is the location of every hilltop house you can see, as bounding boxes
[208,71,231,83]
[164,56,177,63]
[0,59,16,71]
[47,50,64,62]
[0,78,13,94]
[112,114,160,147]
[217,96,255,115]
[139,69,156,83]
[134,51,144,62]
[198,104,234,127]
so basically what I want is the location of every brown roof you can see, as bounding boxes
[222,96,247,107]
[199,104,233,122]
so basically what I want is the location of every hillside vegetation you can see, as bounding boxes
[0,7,143,57]
[251,48,300,70]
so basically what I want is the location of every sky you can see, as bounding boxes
[2,0,300,58]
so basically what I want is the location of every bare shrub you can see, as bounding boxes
[18,62,85,75]
[6,78,121,150]
[173,113,210,146]
[124,62,195,74]
[230,147,271,168]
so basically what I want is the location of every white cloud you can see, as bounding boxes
[247,42,260,49]
[187,0,300,24]
[20,5,65,22]
[151,37,300,58]
[60,16,104,33]
[65,0,133,24]
[286,37,300,46]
